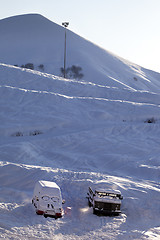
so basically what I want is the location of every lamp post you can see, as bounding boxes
[62,22,69,78]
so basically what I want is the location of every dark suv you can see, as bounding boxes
[87,187,123,215]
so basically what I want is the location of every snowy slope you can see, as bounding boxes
[0,13,160,240]
[0,62,160,239]
[0,13,160,93]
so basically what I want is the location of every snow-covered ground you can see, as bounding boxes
[0,63,160,239]
[0,14,160,239]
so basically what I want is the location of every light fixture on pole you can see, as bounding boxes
[62,22,69,78]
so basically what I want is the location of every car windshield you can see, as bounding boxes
[42,196,50,201]
[42,196,60,202]
[51,197,59,202]
[97,192,106,196]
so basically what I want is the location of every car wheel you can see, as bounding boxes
[88,199,91,207]
[93,208,96,214]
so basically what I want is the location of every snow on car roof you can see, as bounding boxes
[94,196,121,204]
[95,188,121,195]
[39,180,60,189]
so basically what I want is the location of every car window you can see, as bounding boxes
[42,196,50,201]
[97,192,106,196]
[51,197,59,202]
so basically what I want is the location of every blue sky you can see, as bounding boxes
[1,0,160,72]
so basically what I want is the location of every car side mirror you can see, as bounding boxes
[119,196,123,200]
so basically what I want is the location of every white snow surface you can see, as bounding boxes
[0,14,160,240]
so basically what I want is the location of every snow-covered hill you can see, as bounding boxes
[0,14,160,92]
[0,14,160,240]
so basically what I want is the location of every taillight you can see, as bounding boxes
[56,213,62,217]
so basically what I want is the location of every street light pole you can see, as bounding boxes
[62,22,69,78]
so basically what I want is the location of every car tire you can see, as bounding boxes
[88,199,91,207]
[93,208,97,214]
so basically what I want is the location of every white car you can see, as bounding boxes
[32,180,65,218]
[87,187,123,215]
